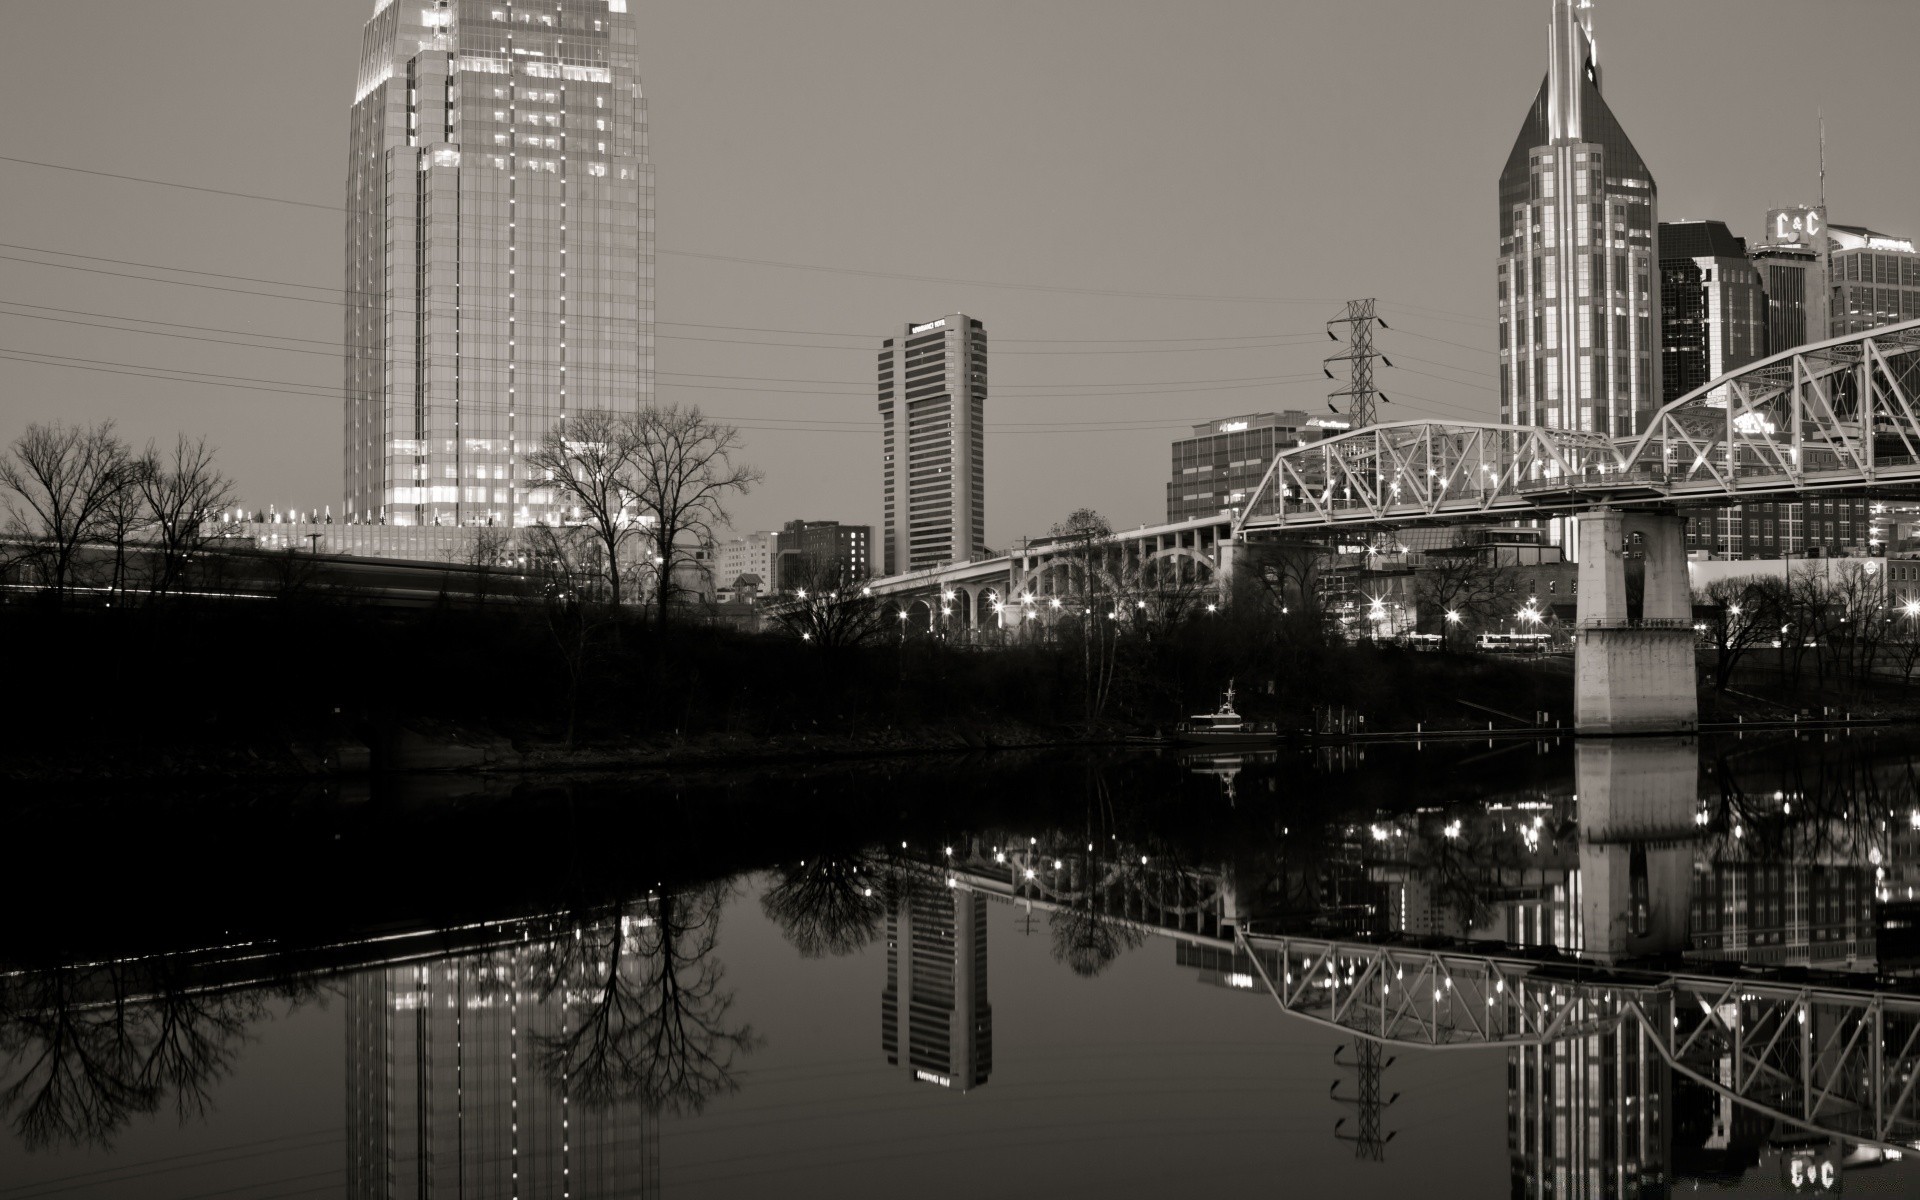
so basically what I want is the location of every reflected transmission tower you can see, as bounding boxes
[1324,299,1392,428]
[1331,1039,1398,1161]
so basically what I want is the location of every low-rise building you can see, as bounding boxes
[1166,411,1337,524]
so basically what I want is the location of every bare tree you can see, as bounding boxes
[771,558,884,650]
[759,857,888,958]
[0,421,135,599]
[630,406,760,625]
[535,887,756,1116]
[1414,551,1519,648]
[138,435,237,599]
[522,523,607,744]
[523,411,643,606]
[1695,574,1788,691]
[1049,508,1118,729]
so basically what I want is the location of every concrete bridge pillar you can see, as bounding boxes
[1575,738,1697,962]
[1574,508,1698,735]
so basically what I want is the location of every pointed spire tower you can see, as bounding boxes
[1497,1,1658,440]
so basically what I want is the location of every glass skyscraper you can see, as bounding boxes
[1497,0,1659,439]
[345,0,655,528]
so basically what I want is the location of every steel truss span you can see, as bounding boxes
[1236,931,1920,1154]
[1234,318,1920,534]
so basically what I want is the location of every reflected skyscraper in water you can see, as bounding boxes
[882,883,991,1091]
[345,931,660,1198]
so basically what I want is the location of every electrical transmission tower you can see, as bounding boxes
[1331,1039,1398,1161]
[1323,299,1392,428]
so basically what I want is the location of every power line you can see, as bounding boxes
[0,299,338,346]
[1385,323,1497,357]
[0,153,342,213]
[0,349,1361,431]
[1,248,1327,355]
[1385,351,1497,381]
[0,154,1500,321]
[0,306,345,358]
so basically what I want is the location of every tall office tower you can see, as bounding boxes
[877,315,987,575]
[882,883,992,1092]
[345,936,658,1198]
[1497,0,1659,439]
[1508,1025,1670,1198]
[345,0,655,528]
[1657,221,1766,405]
[1750,205,1830,352]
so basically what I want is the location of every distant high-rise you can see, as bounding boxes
[877,315,987,575]
[882,883,991,1091]
[772,519,872,592]
[1497,0,1659,439]
[1750,205,1830,352]
[345,0,655,528]
[1657,220,1766,405]
[1828,222,1920,335]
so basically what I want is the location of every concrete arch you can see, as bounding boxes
[906,598,933,633]
[1142,546,1218,589]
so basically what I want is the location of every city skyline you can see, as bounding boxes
[3,1,1918,545]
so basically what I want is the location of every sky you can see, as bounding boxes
[2,0,1917,544]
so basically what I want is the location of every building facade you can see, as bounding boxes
[345,933,657,1198]
[1750,205,1829,352]
[1165,411,1330,524]
[772,519,872,592]
[878,315,987,575]
[1657,220,1765,405]
[1828,223,1920,334]
[1497,0,1660,440]
[882,883,991,1092]
[345,0,655,529]
[716,531,775,592]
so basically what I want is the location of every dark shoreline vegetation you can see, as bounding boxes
[0,593,1590,782]
[0,732,1837,962]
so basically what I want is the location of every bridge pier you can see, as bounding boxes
[1575,737,1697,962]
[1574,508,1698,736]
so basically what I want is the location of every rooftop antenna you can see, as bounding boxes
[1818,108,1827,213]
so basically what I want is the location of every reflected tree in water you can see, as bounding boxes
[0,967,263,1150]
[760,855,889,958]
[534,885,757,1117]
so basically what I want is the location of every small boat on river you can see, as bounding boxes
[1173,683,1278,746]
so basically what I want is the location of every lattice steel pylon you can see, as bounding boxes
[1332,1038,1398,1161]
[1324,299,1390,428]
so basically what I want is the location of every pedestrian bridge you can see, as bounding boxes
[1233,318,1920,535]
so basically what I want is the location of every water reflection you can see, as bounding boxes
[0,966,272,1150]
[2,734,1918,1196]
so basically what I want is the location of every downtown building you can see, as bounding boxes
[715,530,776,593]
[1165,410,1333,524]
[1670,211,1920,560]
[345,0,655,529]
[1497,0,1660,448]
[877,315,987,575]
[771,519,872,592]
[882,882,991,1092]
[345,935,658,1198]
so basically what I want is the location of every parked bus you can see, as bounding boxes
[1476,632,1551,653]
